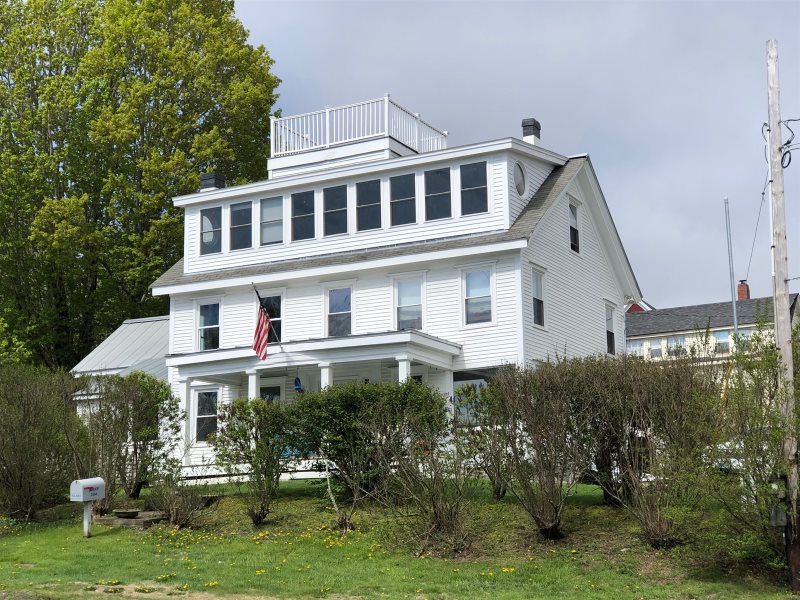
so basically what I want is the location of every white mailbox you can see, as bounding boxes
[69,477,105,538]
[70,477,106,502]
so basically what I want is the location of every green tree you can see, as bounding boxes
[0,0,279,368]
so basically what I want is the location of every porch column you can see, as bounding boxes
[320,362,333,389]
[246,369,259,399]
[178,376,193,467]
[397,354,412,382]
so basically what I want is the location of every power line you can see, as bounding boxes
[745,169,770,281]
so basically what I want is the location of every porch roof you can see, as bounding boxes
[167,329,462,378]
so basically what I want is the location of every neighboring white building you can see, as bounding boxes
[147,96,641,468]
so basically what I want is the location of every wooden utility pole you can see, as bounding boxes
[767,39,800,591]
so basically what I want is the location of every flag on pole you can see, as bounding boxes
[253,291,271,361]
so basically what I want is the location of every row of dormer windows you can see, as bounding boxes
[198,161,489,255]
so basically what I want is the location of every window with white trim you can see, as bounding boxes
[196,390,217,442]
[606,305,615,354]
[626,340,644,357]
[291,191,315,241]
[569,204,580,253]
[259,295,282,342]
[323,185,348,236]
[260,196,283,245]
[327,287,352,337]
[230,202,252,251]
[390,173,416,226]
[649,339,663,359]
[259,385,281,403]
[667,335,686,357]
[356,180,381,231]
[425,168,451,221]
[464,269,492,325]
[714,330,731,354]
[200,207,222,255]
[396,277,422,330]
[460,161,488,215]
[198,302,219,350]
[532,269,544,327]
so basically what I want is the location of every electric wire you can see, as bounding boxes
[745,170,770,281]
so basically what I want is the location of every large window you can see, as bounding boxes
[425,168,451,221]
[327,287,352,337]
[667,335,686,357]
[198,302,219,351]
[260,197,283,245]
[200,207,222,255]
[649,339,663,359]
[259,295,282,342]
[460,162,488,215]
[230,202,252,250]
[570,204,580,253]
[626,340,644,357]
[324,185,348,236]
[196,391,217,442]
[532,269,544,327]
[390,174,416,226]
[356,180,381,231]
[606,306,615,355]
[396,277,422,330]
[259,385,281,403]
[464,269,492,325]
[291,191,315,241]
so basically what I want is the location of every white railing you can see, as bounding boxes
[270,95,448,157]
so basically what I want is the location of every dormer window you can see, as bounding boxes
[356,180,381,231]
[292,191,315,241]
[425,168,451,221]
[390,174,416,226]
[230,202,252,250]
[324,185,348,236]
[200,207,222,255]
[460,162,487,215]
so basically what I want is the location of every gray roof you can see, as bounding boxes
[72,316,169,381]
[626,294,798,337]
[151,158,586,290]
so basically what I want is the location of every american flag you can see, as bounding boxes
[253,293,271,361]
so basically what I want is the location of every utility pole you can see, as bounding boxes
[767,39,799,591]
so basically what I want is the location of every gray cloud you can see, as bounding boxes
[236,0,800,308]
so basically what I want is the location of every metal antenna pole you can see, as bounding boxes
[724,197,739,337]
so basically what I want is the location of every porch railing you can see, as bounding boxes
[270,95,448,157]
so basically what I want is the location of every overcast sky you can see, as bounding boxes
[235,0,800,309]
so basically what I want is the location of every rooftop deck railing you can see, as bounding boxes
[270,95,448,157]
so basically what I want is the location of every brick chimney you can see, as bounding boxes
[737,280,751,301]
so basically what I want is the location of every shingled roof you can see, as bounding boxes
[151,157,586,290]
[626,294,798,337]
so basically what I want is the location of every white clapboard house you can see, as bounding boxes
[146,96,641,469]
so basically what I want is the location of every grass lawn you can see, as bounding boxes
[0,481,790,600]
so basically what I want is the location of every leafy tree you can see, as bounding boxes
[0,0,280,368]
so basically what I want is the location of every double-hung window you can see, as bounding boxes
[356,180,381,231]
[198,302,219,350]
[425,168,451,221]
[324,185,348,236]
[195,391,217,442]
[390,174,416,226]
[464,269,492,325]
[606,306,615,354]
[230,202,252,250]
[626,340,644,357]
[260,197,283,245]
[327,287,352,337]
[460,162,488,215]
[396,277,422,330]
[667,335,686,357]
[569,204,580,253]
[200,207,222,255]
[259,295,282,342]
[291,191,315,241]
[649,339,663,359]
[532,269,544,327]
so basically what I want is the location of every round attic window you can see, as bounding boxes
[514,162,526,196]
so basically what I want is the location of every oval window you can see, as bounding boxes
[514,162,526,196]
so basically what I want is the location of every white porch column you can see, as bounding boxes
[320,362,333,389]
[396,354,412,382]
[178,377,193,467]
[246,369,259,399]
[443,371,455,421]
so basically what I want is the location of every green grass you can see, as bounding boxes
[0,481,790,599]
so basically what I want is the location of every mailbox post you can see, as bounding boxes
[69,477,105,538]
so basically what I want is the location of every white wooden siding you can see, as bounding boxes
[521,181,625,362]
[184,156,510,274]
[171,297,196,354]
